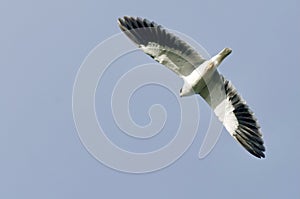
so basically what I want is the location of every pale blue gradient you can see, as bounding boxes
[1,0,299,198]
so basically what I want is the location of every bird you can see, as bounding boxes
[118,16,265,158]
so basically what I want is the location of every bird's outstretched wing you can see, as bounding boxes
[118,16,265,158]
[118,16,206,76]
[199,71,265,158]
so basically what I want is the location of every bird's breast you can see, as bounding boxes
[185,61,216,90]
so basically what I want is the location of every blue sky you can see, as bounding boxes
[1,0,299,198]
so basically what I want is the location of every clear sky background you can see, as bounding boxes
[1,0,299,198]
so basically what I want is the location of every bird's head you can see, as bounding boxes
[213,48,232,65]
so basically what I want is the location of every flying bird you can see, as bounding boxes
[118,16,265,158]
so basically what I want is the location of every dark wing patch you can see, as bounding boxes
[118,16,206,76]
[223,76,266,158]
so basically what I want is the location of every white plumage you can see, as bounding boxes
[118,16,265,158]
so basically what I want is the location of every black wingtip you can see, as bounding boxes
[118,17,128,31]
[223,76,266,159]
[117,16,164,46]
[118,16,158,30]
[234,133,265,158]
[117,17,122,24]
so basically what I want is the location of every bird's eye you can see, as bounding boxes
[179,88,182,93]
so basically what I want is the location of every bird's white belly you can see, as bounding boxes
[184,61,217,93]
